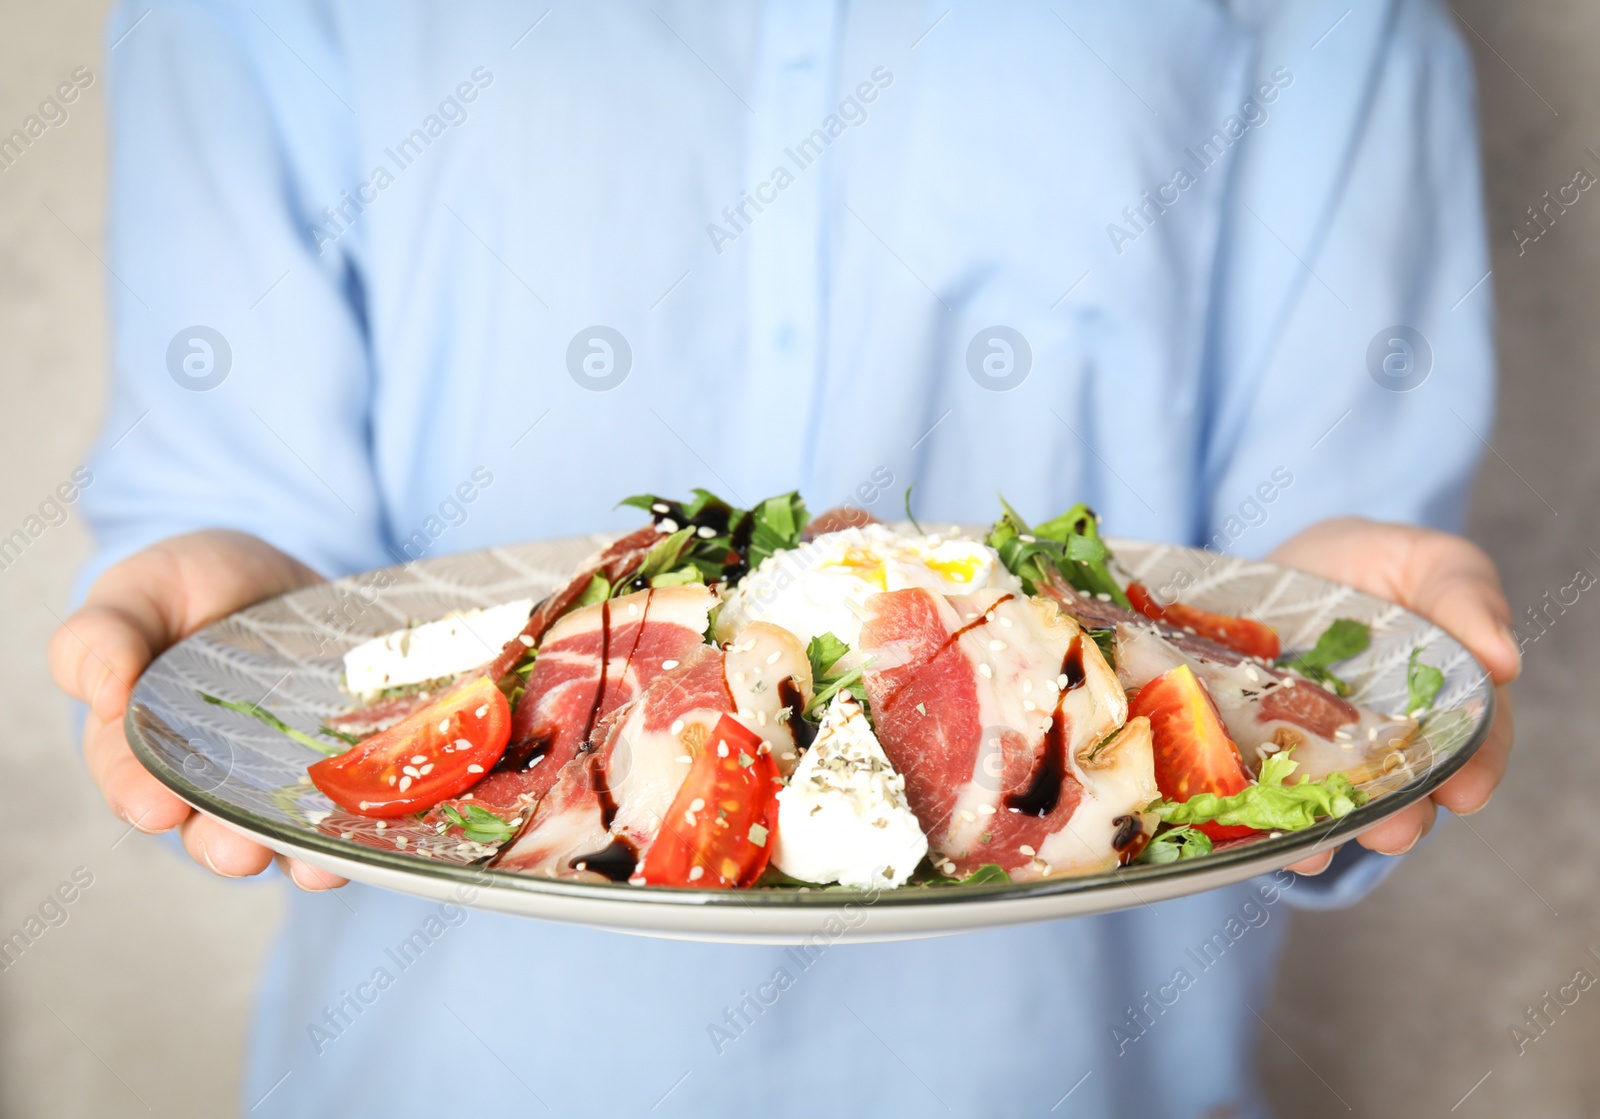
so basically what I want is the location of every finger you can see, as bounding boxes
[180,814,276,878]
[1432,686,1514,816]
[1357,799,1435,856]
[1287,848,1335,875]
[275,855,349,892]
[1404,537,1520,686]
[83,715,193,834]
[48,605,156,722]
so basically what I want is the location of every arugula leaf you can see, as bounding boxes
[1153,751,1368,832]
[574,571,611,609]
[987,497,1130,608]
[318,725,363,747]
[747,492,809,570]
[1406,648,1444,715]
[437,804,514,845]
[1277,618,1370,697]
[199,692,341,756]
[1087,626,1117,669]
[803,632,872,721]
[1135,825,1213,864]
[911,860,1014,887]
[649,566,703,588]
[903,484,924,535]
[957,863,1011,885]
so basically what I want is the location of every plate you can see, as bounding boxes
[124,531,1494,943]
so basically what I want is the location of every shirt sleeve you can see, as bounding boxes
[1203,0,1494,907]
[1200,0,1495,552]
[81,0,385,588]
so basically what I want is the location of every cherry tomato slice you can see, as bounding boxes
[638,714,780,888]
[1127,664,1257,842]
[1126,582,1281,661]
[308,676,510,817]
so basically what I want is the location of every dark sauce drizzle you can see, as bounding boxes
[644,498,754,583]
[568,746,640,882]
[1004,633,1087,817]
[776,676,816,752]
[580,598,612,744]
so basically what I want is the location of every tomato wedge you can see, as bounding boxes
[308,676,510,817]
[1127,664,1257,842]
[638,714,780,888]
[1126,582,1280,660]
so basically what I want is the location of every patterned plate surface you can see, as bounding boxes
[125,531,1494,943]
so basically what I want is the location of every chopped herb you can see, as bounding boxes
[318,725,363,747]
[912,859,1013,886]
[1406,648,1444,715]
[1135,825,1213,864]
[438,804,514,845]
[199,692,341,756]
[748,823,769,847]
[1087,626,1117,669]
[1277,618,1370,696]
[915,702,927,716]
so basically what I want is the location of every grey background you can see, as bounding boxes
[0,3,1593,1116]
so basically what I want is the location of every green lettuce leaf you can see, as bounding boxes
[803,632,871,721]
[987,498,1130,608]
[437,804,514,845]
[1153,751,1368,832]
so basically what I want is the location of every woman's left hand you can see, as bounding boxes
[1265,517,1519,874]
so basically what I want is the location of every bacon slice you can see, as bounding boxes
[492,645,738,878]
[858,587,1149,878]
[1037,573,1415,781]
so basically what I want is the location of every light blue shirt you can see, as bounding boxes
[84,1,1493,1115]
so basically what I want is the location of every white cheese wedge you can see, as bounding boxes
[773,691,928,889]
[342,599,533,697]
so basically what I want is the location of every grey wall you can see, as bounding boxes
[0,2,1593,1116]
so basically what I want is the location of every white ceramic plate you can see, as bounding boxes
[125,531,1493,943]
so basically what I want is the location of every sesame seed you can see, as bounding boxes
[467,764,484,773]
[651,502,670,514]
[662,659,679,670]
[766,651,781,665]
[733,671,746,684]
[989,639,1006,652]
[978,663,993,679]
[1019,844,1036,856]
[399,775,413,791]
[959,809,975,822]
[1023,699,1036,712]
[978,804,996,816]
[518,634,535,647]
[671,719,685,735]
[375,821,387,830]
[756,710,768,727]
[438,719,450,733]
[454,738,471,751]
[717,741,729,757]
[395,837,408,849]
[475,705,489,717]
[1367,727,1378,741]
[627,602,640,617]
[419,764,434,775]
[1244,665,1260,682]
[697,525,716,539]
[690,798,706,812]
[410,755,428,764]
[659,518,679,533]
[677,755,692,764]
[1057,674,1069,689]
[689,865,705,881]
[999,616,1013,628]
[403,765,421,778]
[1022,679,1033,694]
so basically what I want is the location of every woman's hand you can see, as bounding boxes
[48,530,349,890]
[1266,517,1519,874]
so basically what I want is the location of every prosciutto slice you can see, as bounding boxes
[1037,573,1416,781]
[492,646,735,878]
[858,587,1155,879]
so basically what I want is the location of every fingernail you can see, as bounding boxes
[1385,828,1426,856]
[1497,625,1522,681]
[1456,792,1493,817]
[199,839,245,878]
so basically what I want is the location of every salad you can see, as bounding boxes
[206,490,1445,890]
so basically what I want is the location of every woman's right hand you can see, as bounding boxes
[48,529,349,890]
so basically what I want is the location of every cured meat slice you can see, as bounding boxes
[503,584,715,783]
[858,587,1147,878]
[484,525,665,682]
[719,621,814,775]
[493,645,739,879]
[1037,573,1415,781]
